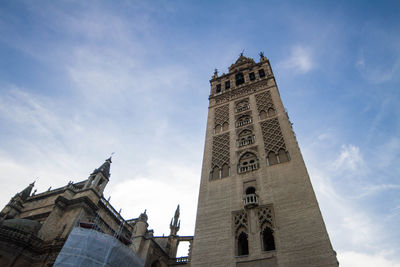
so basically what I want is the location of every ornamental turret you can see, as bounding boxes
[83,157,111,195]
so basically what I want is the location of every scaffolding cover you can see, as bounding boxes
[54,227,144,267]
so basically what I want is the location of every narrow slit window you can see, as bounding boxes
[235,73,245,86]
[216,84,221,93]
[249,72,255,81]
[225,80,230,90]
[258,69,265,78]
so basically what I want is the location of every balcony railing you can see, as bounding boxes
[176,257,189,263]
[238,137,254,147]
[243,194,259,207]
[238,162,259,174]
[236,104,250,113]
[236,118,252,128]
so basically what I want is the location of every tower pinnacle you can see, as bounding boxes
[170,204,180,236]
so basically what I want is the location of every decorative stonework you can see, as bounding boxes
[214,104,229,127]
[236,112,252,128]
[234,110,251,120]
[236,146,258,157]
[235,98,250,113]
[233,210,248,234]
[211,132,230,168]
[214,79,270,105]
[259,118,287,154]
[258,206,274,229]
[255,90,275,114]
[236,128,255,148]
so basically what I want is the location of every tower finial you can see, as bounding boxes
[170,204,181,236]
[212,68,219,79]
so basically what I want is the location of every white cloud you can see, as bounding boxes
[279,46,314,73]
[333,144,365,172]
[338,251,400,267]
[106,158,200,237]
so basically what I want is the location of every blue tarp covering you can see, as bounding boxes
[54,227,144,267]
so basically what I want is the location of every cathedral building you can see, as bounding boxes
[0,53,338,267]
[0,158,192,266]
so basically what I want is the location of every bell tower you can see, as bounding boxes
[191,53,338,266]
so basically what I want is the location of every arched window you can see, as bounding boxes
[267,108,276,117]
[237,231,249,256]
[236,115,252,127]
[237,129,254,147]
[212,166,220,180]
[267,151,278,166]
[215,124,222,134]
[278,149,289,163]
[222,122,229,131]
[238,152,259,174]
[262,226,275,251]
[259,110,267,120]
[221,164,229,178]
[236,100,250,113]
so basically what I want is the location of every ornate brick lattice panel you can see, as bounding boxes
[211,132,230,168]
[233,210,248,234]
[255,90,275,113]
[214,104,229,127]
[260,118,287,153]
[258,206,273,229]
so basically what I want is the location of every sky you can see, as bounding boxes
[0,0,399,265]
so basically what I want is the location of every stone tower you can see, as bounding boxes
[191,53,338,266]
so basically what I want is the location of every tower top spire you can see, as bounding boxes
[20,181,35,201]
[91,157,112,179]
[170,204,180,236]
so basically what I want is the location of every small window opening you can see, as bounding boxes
[258,69,266,78]
[237,232,249,256]
[235,73,245,86]
[245,187,256,194]
[216,84,221,93]
[225,80,230,90]
[249,72,255,81]
[262,227,275,251]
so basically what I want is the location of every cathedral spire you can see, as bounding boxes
[20,181,35,201]
[170,204,180,236]
[84,157,112,194]
[91,157,112,179]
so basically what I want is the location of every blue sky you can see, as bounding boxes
[0,1,399,265]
